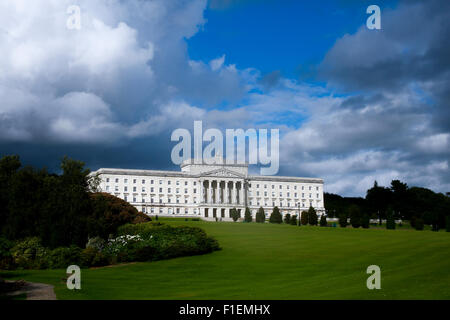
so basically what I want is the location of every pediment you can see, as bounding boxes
[201,168,245,179]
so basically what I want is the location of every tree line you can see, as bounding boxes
[325,180,450,231]
[0,155,146,249]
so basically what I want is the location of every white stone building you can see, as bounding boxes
[92,158,325,220]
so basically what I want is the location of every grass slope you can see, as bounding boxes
[2,220,450,299]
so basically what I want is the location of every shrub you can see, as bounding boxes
[80,247,109,267]
[133,212,151,224]
[290,215,298,226]
[446,216,450,232]
[349,205,362,228]
[230,208,240,222]
[301,211,308,225]
[415,218,424,231]
[339,214,348,228]
[269,207,282,224]
[255,207,265,223]
[11,237,48,269]
[0,237,15,270]
[284,214,291,225]
[86,236,106,252]
[48,246,82,269]
[386,210,396,230]
[308,207,318,226]
[362,214,370,229]
[320,215,327,227]
[244,207,252,223]
[116,223,220,262]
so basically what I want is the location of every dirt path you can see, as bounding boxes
[4,280,56,300]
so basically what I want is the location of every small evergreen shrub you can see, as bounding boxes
[415,218,424,231]
[320,215,327,227]
[386,211,396,230]
[301,211,308,225]
[269,207,282,224]
[255,207,265,223]
[308,207,318,226]
[339,214,348,228]
[244,207,252,223]
[290,215,298,226]
[446,216,450,232]
[362,214,370,229]
[284,214,291,225]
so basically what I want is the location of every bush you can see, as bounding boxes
[0,237,15,270]
[269,207,282,224]
[415,218,424,231]
[116,223,220,262]
[386,210,396,230]
[133,212,151,224]
[80,247,109,267]
[308,207,318,226]
[290,215,298,226]
[48,246,82,269]
[11,237,48,269]
[255,207,265,223]
[320,215,327,227]
[301,211,308,225]
[244,207,252,223]
[284,214,291,225]
[362,214,370,229]
[86,237,107,251]
[446,216,450,232]
[349,205,361,228]
[230,208,240,222]
[339,214,348,228]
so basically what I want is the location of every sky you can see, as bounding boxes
[0,0,449,197]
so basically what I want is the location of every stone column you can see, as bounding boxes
[207,180,212,204]
[199,180,204,203]
[232,181,237,204]
[215,180,220,204]
[240,182,244,205]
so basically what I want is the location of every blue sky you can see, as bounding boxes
[189,0,398,80]
[0,0,448,196]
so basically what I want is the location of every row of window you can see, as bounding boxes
[106,186,196,194]
[250,184,320,191]
[249,191,320,199]
[105,177,196,186]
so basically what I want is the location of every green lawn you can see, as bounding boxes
[2,220,450,299]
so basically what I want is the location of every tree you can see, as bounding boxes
[386,209,396,230]
[230,208,239,222]
[290,215,298,226]
[244,207,252,223]
[283,213,291,224]
[349,205,362,228]
[446,216,450,232]
[301,211,308,225]
[415,218,424,231]
[255,207,265,223]
[339,213,348,228]
[269,207,282,224]
[362,214,370,229]
[319,214,327,227]
[308,206,318,226]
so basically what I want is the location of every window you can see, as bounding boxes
[168,180,171,185]
[184,189,188,194]
[287,192,290,197]
[159,180,163,185]
[168,188,171,193]
[317,193,320,198]
[106,186,110,191]
[279,185,282,189]
[159,188,163,193]
[124,196,128,201]
[316,186,319,191]
[142,207,146,213]
[133,197,137,202]
[142,187,146,192]
[106,178,110,183]
[185,181,188,186]
[194,181,197,186]
[295,193,297,198]
[133,187,136,192]
[264,185,267,189]
[124,179,128,184]
[151,198,154,203]
[142,198,145,203]
[264,191,267,197]
[176,188,179,194]
[151,180,154,184]
[124,186,128,192]
[309,186,312,191]
[142,180,145,184]
[309,193,312,198]
[272,185,274,189]
[151,187,154,192]
[115,186,119,192]
[133,179,137,184]
[115,178,119,183]
[193,188,197,193]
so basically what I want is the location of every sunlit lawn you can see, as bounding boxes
[2,220,450,299]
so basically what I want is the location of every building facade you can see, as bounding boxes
[92,158,325,220]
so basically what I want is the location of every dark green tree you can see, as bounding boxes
[290,215,298,226]
[362,214,370,229]
[244,207,252,223]
[319,214,327,227]
[386,209,396,230]
[230,208,239,222]
[284,213,291,224]
[339,213,348,228]
[308,206,318,226]
[349,204,362,228]
[446,216,450,232]
[301,211,308,225]
[255,207,265,223]
[415,218,424,231]
[269,207,282,224]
